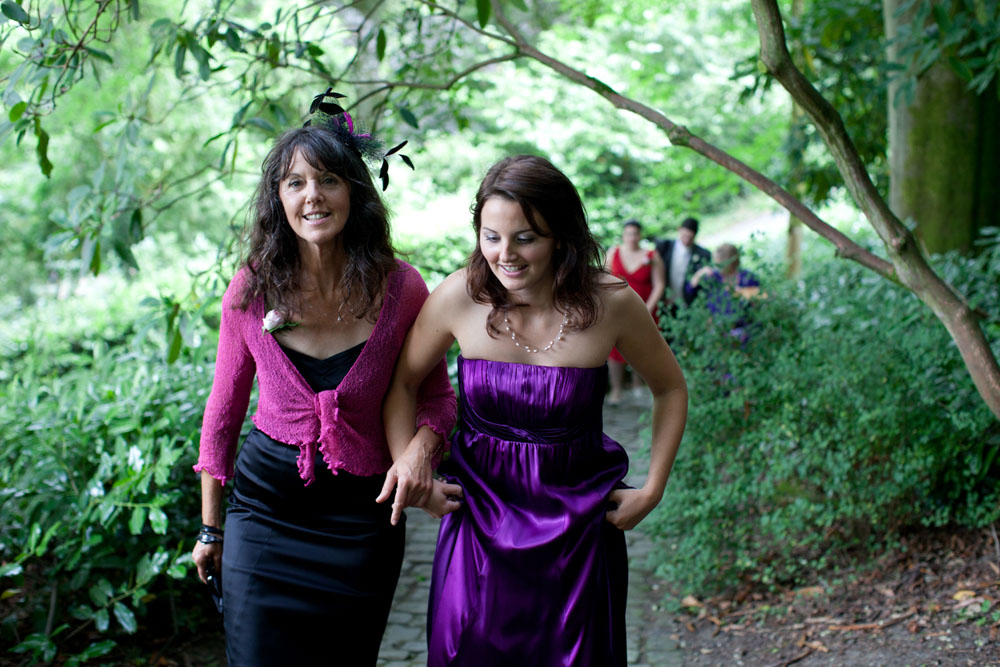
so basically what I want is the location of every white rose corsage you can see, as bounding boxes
[262,309,299,335]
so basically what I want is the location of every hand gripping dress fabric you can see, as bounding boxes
[428,356,630,667]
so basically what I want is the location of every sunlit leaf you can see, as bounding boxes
[8,101,26,122]
[128,506,146,535]
[0,563,22,578]
[149,507,168,534]
[1,1,29,24]
[167,327,183,364]
[113,602,137,634]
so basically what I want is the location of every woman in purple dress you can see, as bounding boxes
[383,155,688,666]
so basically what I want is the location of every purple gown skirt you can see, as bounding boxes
[428,357,630,666]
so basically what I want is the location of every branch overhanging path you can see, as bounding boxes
[388,0,1000,420]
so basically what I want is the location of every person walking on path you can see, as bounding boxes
[606,219,666,404]
[655,216,711,312]
[383,155,688,666]
[191,91,457,666]
[687,242,762,343]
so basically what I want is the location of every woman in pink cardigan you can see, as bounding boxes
[191,95,458,666]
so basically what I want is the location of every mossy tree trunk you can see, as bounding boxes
[884,0,1000,254]
[786,0,805,278]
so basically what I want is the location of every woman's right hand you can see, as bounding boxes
[193,540,222,584]
[690,265,713,287]
[377,426,444,525]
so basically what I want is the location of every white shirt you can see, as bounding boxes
[669,241,692,301]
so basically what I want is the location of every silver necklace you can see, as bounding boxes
[503,312,568,354]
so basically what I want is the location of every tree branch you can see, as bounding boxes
[750,0,910,252]
[749,0,1000,420]
[52,0,117,106]
[349,53,520,107]
[489,0,895,279]
[419,0,518,47]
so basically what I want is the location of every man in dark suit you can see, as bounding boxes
[655,216,712,309]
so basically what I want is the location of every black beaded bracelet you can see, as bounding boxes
[200,524,224,536]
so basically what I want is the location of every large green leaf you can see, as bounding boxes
[477,0,491,27]
[128,506,146,535]
[376,28,387,61]
[1,1,29,24]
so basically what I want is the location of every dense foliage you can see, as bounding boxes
[2,0,999,660]
[0,271,233,663]
[0,0,786,302]
[646,229,1000,593]
[3,225,997,659]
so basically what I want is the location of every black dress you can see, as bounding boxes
[222,340,404,666]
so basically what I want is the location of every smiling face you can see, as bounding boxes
[478,196,556,297]
[678,227,696,247]
[279,148,351,250]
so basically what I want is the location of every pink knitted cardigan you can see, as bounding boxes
[194,260,456,485]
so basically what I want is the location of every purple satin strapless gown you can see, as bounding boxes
[428,356,630,666]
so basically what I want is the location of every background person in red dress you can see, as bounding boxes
[605,219,666,404]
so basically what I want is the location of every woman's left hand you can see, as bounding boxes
[376,435,435,526]
[604,487,660,531]
[422,479,464,519]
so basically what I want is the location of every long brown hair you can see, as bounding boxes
[466,155,608,334]
[240,125,397,319]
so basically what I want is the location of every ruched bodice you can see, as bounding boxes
[458,357,607,444]
[428,356,629,667]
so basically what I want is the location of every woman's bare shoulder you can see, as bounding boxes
[424,268,475,309]
[598,272,644,314]
[597,269,629,293]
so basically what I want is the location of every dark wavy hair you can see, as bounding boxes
[466,155,609,335]
[240,125,397,320]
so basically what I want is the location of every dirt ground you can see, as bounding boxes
[663,527,1000,666]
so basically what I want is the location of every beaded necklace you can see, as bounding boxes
[502,312,568,354]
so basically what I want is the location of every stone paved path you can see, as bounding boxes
[377,391,684,666]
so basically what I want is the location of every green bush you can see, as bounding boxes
[0,305,229,663]
[646,231,1000,594]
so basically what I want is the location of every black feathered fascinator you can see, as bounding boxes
[304,88,414,191]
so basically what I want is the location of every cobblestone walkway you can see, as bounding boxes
[377,391,684,666]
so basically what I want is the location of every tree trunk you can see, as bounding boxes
[884,0,1000,254]
[786,0,805,278]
